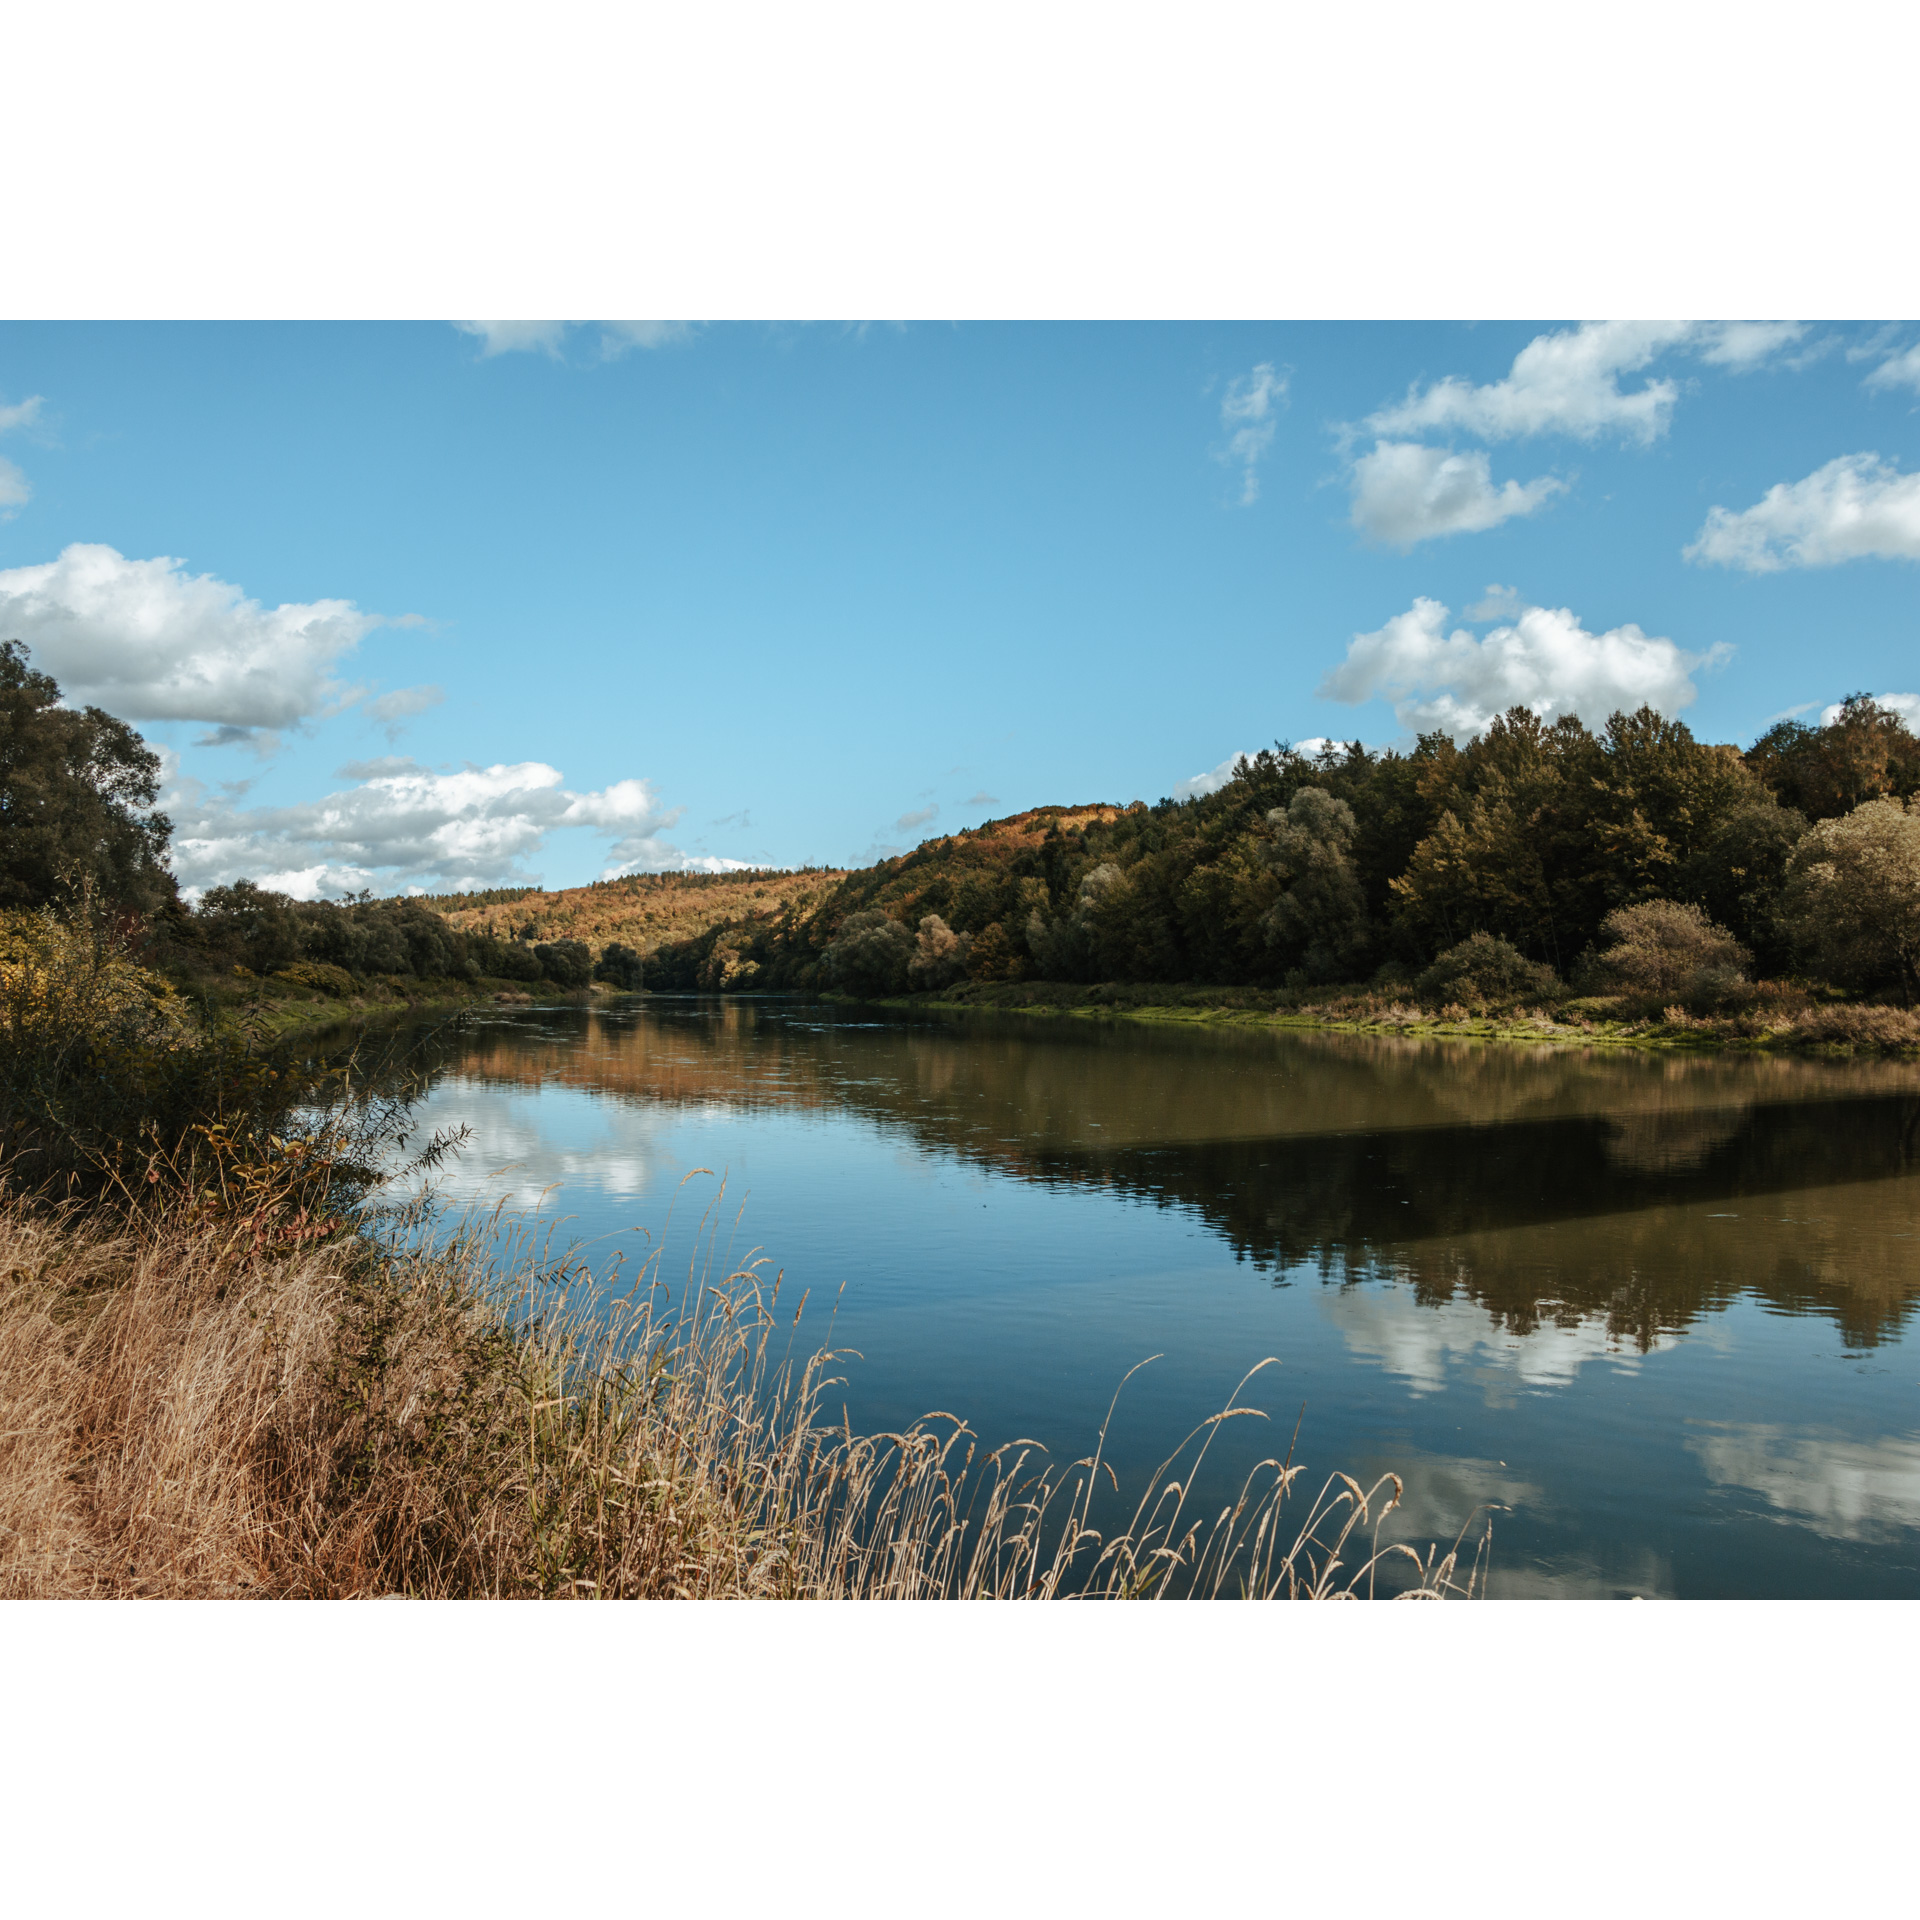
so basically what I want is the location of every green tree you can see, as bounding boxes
[822,909,914,996]
[1262,787,1369,981]
[0,639,174,917]
[1746,696,1920,822]
[1778,799,1920,997]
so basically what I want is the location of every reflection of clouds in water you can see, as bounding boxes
[1366,1452,1541,1550]
[1354,1453,1674,1596]
[1688,1425,1920,1542]
[1486,1552,1673,1600]
[386,1075,676,1213]
[1323,1281,1680,1395]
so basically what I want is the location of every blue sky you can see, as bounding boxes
[1,318,1917,898]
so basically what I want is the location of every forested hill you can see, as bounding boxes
[426,867,847,957]
[641,698,1920,1003]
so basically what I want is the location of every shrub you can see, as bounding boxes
[1778,798,1920,997]
[1415,933,1559,1010]
[0,910,362,1204]
[1584,899,1751,1007]
[273,961,356,998]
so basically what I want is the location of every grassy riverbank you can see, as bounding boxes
[0,1188,1479,1599]
[865,978,1920,1055]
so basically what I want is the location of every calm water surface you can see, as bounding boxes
[380,997,1920,1598]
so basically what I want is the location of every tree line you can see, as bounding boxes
[8,626,1920,1009]
[647,696,1920,1007]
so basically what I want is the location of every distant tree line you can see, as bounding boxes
[143,881,623,994]
[645,697,1920,1007]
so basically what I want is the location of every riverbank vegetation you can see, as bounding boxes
[0,1184,1481,1598]
[642,697,1920,1053]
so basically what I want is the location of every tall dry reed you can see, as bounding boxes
[0,1182,1488,1600]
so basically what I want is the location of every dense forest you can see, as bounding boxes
[642,697,1920,1011]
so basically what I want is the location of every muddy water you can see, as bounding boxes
[381,998,1920,1597]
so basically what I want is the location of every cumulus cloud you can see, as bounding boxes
[1171,752,1249,801]
[1361,320,1804,451]
[456,320,695,360]
[1364,321,1697,445]
[163,757,736,899]
[1349,442,1564,546]
[1864,341,1920,394]
[963,790,999,809]
[894,803,939,833]
[1695,320,1808,368]
[0,395,44,435]
[0,543,402,738]
[1218,362,1287,505]
[1686,453,1920,570]
[1320,596,1729,740]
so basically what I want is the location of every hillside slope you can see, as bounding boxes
[426,867,848,958]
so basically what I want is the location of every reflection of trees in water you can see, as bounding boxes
[364,1002,1920,1348]
[1038,1114,1920,1349]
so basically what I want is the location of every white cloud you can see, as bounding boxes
[1820,692,1920,729]
[1686,453,1920,570]
[1465,583,1524,621]
[963,790,999,809]
[1320,595,1729,740]
[599,321,695,355]
[455,320,571,357]
[365,683,445,740]
[895,803,939,833]
[1218,361,1287,505]
[0,396,39,518]
[0,543,398,738]
[1864,341,1920,394]
[163,757,735,899]
[1171,752,1249,801]
[456,320,694,360]
[1695,319,1808,368]
[1364,320,1697,445]
[1348,441,1564,546]
[1361,319,1806,451]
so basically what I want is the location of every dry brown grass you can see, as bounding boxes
[0,1187,1486,1600]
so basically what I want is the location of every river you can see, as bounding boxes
[370,996,1920,1598]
